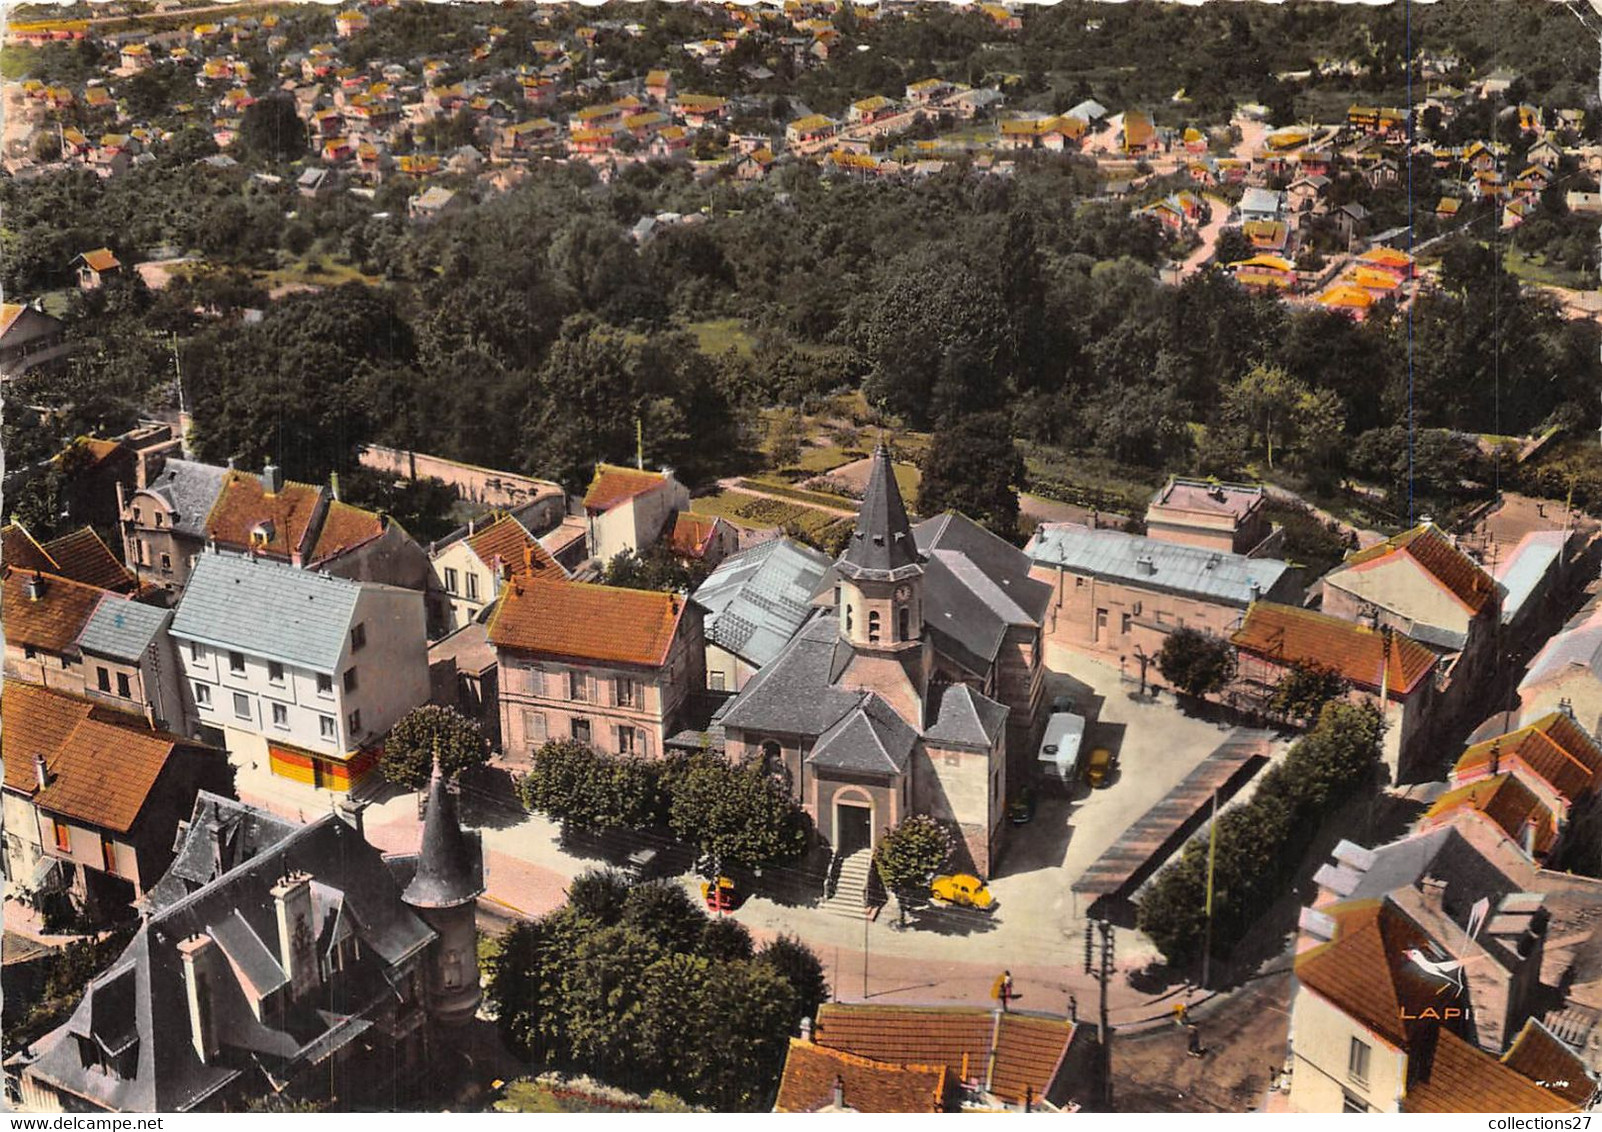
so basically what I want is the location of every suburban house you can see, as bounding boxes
[1024,522,1299,668]
[76,592,187,730]
[169,553,430,792]
[74,248,122,289]
[783,1003,1096,1112]
[4,523,138,594]
[1,682,229,921]
[691,537,833,693]
[667,512,740,570]
[1231,602,1445,782]
[119,459,430,600]
[1144,478,1280,557]
[1319,523,1502,722]
[489,578,705,762]
[1239,186,1286,225]
[427,513,569,637]
[1442,711,1602,844]
[0,302,71,378]
[716,448,1050,881]
[581,463,692,566]
[10,785,482,1112]
[786,114,838,146]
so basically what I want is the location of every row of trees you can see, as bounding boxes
[486,870,827,1110]
[1136,700,1386,966]
[518,742,810,876]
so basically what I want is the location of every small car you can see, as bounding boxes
[930,873,996,911]
[1085,747,1114,788]
[701,875,741,912]
[1008,787,1036,825]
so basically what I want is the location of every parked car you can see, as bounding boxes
[701,875,741,912]
[931,873,996,911]
[1085,747,1114,788]
[1008,787,1036,825]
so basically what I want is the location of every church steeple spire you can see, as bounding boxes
[837,444,921,582]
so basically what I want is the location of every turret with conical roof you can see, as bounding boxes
[403,766,485,1026]
[836,444,923,583]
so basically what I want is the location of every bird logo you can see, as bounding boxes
[1403,896,1489,1000]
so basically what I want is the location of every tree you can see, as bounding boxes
[565,868,632,924]
[1222,363,1309,469]
[666,754,810,876]
[917,411,1024,539]
[754,934,828,1034]
[1156,627,1237,699]
[873,815,954,925]
[699,917,755,961]
[381,705,489,790]
[622,881,706,954]
[518,740,663,830]
[1213,226,1252,266]
[238,93,307,163]
[603,544,704,594]
[1269,661,1351,725]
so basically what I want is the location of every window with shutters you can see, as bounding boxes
[101,836,117,875]
[116,672,131,698]
[190,641,206,663]
[615,677,639,708]
[320,714,336,739]
[317,672,334,697]
[523,710,547,747]
[350,622,367,651]
[53,820,71,853]
[617,725,636,755]
[348,709,362,735]
[268,660,284,684]
[569,669,589,702]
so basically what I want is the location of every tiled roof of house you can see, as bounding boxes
[204,470,325,559]
[2,683,192,833]
[774,1039,948,1113]
[488,578,687,667]
[1335,523,1497,614]
[1454,712,1602,805]
[42,527,138,592]
[3,567,112,654]
[1499,1019,1596,1108]
[812,1003,1075,1107]
[1422,774,1558,856]
[1231,601,1439,696]
[3,523,59,573]
[78,248,120,273]
[466,514,565,580]
[1294,898,1445,1047]
[307,500,385,564]
[669,512,719,558]
[583,463,668,512]
[1403,1027,1580,1113]
[170,553,362,672]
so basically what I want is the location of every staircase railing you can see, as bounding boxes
[824,850,844,900]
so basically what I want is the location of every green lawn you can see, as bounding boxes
[684,317,756,358]
[1505,246,1589,291]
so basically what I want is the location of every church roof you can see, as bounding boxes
[924,682,1008,750]
[805,694,918,776]
[837,445,922,582]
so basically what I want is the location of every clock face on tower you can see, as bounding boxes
[894,584,912,600]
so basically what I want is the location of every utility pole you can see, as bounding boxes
[1082,917,1115,1107]
[861,902,870,999]
[1200,790,1219,991]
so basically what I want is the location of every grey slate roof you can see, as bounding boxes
[693,537,832,668]
[1024,523,1292,608]
[837,445,921,582]
[170,552,362,672]
[1522,608,1602,691]
[718,612,867,737]
[77,596,171,662]
[141,458,229,538]
[915,512,1052,624]
[924,682,1008,750]
[21,808,433,1112]
[140,792,301,915]
[806,694,917,776]
[402,772,484,909]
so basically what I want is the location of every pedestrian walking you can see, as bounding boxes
[1068,994,1078,1023]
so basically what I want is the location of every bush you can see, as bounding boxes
[1156,627,1237,699]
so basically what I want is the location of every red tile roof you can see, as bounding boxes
[3,568,111,655]
[41,527,138,592]
[307,499,385,564]
[583,463,668,512]
[812,1003,1074,1107]
[1337,524,1497,614]
[78,248,120,273]
[2,683,192,834]
[1421,774,1558,856]
[669,512,718,558]
[1453,712,1602,805]
[467,515,564,581]
[2,523,58,574]
[1403,1027,1580,1113]
[1295,899,1446,1048]
[1231,601,1438,696]
[204,471,325,559]
[488,578,688,667]
[774,1040,948,1112]
[1499,1020,1595,1108]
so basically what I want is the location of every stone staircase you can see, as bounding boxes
[823,849,874,920]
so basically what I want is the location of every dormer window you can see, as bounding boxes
[251,520,275,546]
[154,512,164,528]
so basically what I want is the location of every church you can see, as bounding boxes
[715,446,1051,878]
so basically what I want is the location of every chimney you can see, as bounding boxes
[832,1075,844,1110]
[262,463,284,494]
[178,933,220,1063]
[25,572,45,601]
[799,1016,813,1042]
[226,455,237,471]
[1136,555,1157,576]
[1420,875,1447,914]
[1490,740,1501,777]
[329,471,341,502]
[272,872,319,998]
[32,753,49,791]
[335,796,366,837]
[1249,581,1262,603]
